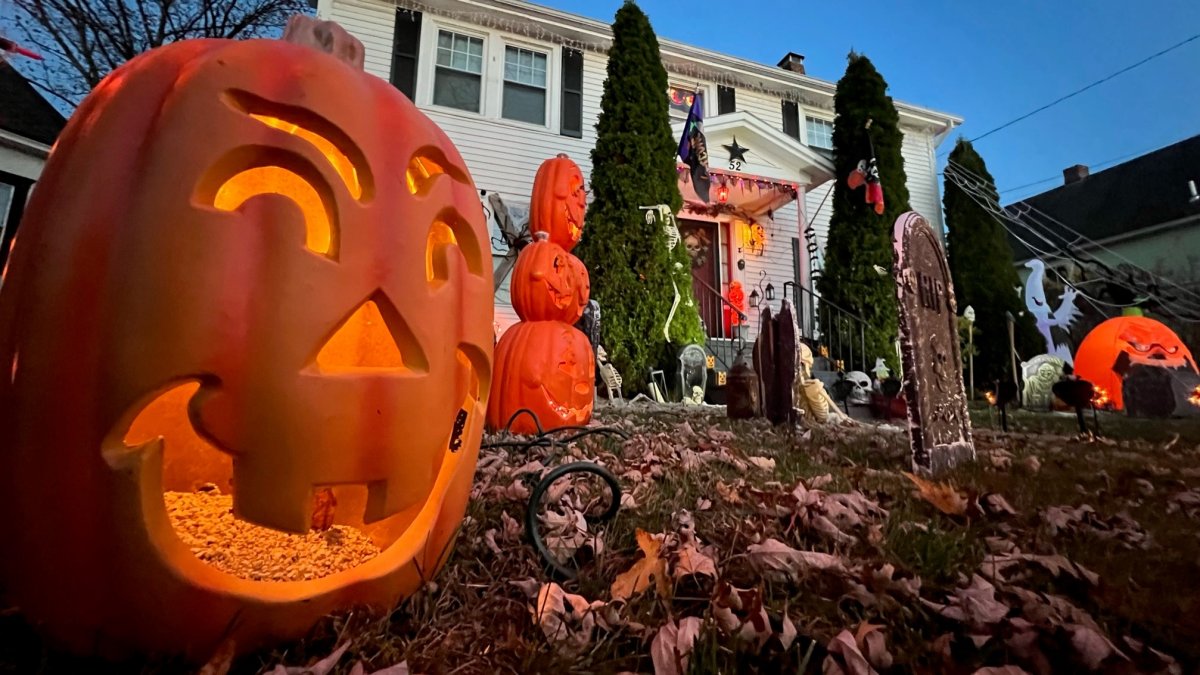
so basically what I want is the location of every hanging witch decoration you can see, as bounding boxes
[677,90,711,203]
[846,119,885,215]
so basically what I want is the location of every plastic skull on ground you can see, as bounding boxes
[845,370,873,404]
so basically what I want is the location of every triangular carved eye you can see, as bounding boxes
[315,293,427,373]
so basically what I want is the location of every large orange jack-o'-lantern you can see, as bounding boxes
[1074,316,1197,411]
[0,17,492,660]
[529,153,587,251]
[510,234,588,324]
[488,322,596,434]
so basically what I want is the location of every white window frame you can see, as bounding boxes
[803,114,834,150]
[421,22,488,115]
[500,41,552,128]
[416,18,562,131]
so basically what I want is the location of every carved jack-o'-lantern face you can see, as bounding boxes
[510,236,586,323]
[529,153,587,250]
[487,322,595,435]
[1075,316,1197,411]
[0,18,492,659]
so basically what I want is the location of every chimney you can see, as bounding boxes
[1063,164,1089,185]
[777,52,806,75]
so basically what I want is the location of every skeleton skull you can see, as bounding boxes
[846,370,872,405]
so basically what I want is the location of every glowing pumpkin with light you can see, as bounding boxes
[529,153,587,251]
[510,234,587,323]
[0,17,492,659]
[1074,316,1197,411]
[487,321,595,434]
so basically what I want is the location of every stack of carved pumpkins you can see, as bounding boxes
[487,154,595,434]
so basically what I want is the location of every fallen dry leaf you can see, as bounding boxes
[902,472,969,516]
[971,667,1031,675]
[920,575,1009,631]
[747,538,846,582]
[198,639,236,675]
[673,543,718,579]
[650,617,703,675]
[532,583,596,654]
[748,456,777,472]
[611,529,669,601]
[1067,624,1126,670]
[269,641,350,675]
[823,629,876,675]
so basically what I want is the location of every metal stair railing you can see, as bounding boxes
[692,278,747,372]
[785,281,873,374]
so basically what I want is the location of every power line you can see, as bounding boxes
[939,32,1200,155]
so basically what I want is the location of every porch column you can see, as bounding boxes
[795,186,811,336]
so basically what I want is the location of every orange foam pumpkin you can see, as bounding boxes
[487,322,595,434]
[0,17,492,659]
[1074,316,1197,411]
[510,235,587,323]
[529,153,587,251]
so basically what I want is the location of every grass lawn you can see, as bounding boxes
[3,404,1199,674]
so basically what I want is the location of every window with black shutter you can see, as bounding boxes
[782,100,800,139]
[390,9,422,100]
[717,85,735,115]
[560,48,584,138]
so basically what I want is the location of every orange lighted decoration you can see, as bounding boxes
[1074,316,1197,411]
[488,155,594,433]
[0,17,492,660]
[529,153,587,250]
[510,235,588,323]
[726,281,747,328]
[1091,386,1110,409]
[1189,385,1200,408]
[488,322,596,433]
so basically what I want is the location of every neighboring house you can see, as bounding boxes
[0,59,66,270]
[317,0,960,367]
[1005,134,1200,351]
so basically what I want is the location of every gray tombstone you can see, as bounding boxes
[678,344,708,402]
[892,212,975,474]
[1021,354,1065,411]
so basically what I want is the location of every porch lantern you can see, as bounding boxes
[765,283,775,302]
[749,288,761,309]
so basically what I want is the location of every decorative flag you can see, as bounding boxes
[677,92,711,203]
[0,36,44,60]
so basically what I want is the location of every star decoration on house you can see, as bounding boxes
[723,137,749,163]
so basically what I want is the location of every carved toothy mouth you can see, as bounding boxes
[100,348,483,588]
[538,383,593,423]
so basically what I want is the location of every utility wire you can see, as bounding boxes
[939,32,1200,154]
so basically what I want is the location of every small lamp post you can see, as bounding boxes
[1005,310,1019,406]
[964,305,976,400]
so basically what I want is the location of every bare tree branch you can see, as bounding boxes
[10,0,311,110]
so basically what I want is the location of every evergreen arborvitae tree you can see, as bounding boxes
[574,0,703,393]
[944,139,1042,385]
[817,53,908,370]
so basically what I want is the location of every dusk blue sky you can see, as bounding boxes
[551,0,1200,204]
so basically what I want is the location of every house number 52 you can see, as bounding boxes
[728,159,743,171]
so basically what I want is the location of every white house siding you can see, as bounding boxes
[326,0,955,340]
[901,128,943,234]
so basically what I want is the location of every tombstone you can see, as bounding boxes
[727,349,760,419]
[770,301,797,425]
[678,344,708,403]
[753,306,776,419]
[1021,354,1066,411]
[892,212,975,473]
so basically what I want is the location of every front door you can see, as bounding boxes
[678,219,722,337]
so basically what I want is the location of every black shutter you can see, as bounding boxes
[782,100,800,139]
[717,85,735,115]
[390,9,422,100]
[560,48,584,138]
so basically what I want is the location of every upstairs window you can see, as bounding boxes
[805,116,834,150]
[434,30,484,113]
[668,85,702,118]
[502,46,548,125]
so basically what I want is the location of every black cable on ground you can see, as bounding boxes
[525,461,622,580]
[479,408,626,579]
